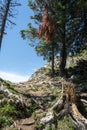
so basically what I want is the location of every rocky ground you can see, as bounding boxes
[0,67,62,130]
[0,51,87,130]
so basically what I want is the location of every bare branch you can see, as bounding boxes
[7,18,16,25]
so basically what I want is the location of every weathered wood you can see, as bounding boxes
[40,111,54,125]
[39,80,87,129]
[80,99,87,104]
[80,93,87,97]
[51,96,64,110]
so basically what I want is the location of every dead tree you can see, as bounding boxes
[40,79,87,130]
[0,0,20,49]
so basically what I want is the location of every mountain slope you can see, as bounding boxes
[0,49,87,130]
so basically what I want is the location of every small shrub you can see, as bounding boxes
[58,116,74,130]
[0,116,13,128]
[45,124,51,130]
[0,104,19,118]
[0,94,5,99]
[35,121,43,130]
[28,100,38,113]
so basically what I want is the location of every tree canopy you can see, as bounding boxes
[21,0,87,75]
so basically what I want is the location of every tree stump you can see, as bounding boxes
[40,79,87,130]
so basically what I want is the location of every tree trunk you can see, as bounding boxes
[59,5,67,77]
[0,0,11,48]
[59,34,67,76]
[51,43,55,76]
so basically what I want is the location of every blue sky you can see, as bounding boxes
[0,0,46,83]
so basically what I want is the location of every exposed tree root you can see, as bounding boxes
[80,93,87,97]
[51,96,64,110]
[39,80,87,130]
[80,99,87,105]
[71,103,87,129]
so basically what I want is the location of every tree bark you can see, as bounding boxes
[0,0,11,48]
[51,43,55,76]
[39,80,87,130]
[59,7,67,77]
[59,29,67,76]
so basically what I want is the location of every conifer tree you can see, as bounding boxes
[21,0,87,76]
[21,1,87,128]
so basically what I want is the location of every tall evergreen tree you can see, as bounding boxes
[21,0,87,76]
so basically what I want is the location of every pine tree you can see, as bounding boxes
[21,0,87,76]
[20,1,87,129]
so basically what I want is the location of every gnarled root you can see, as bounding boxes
[40,97,87,130]
[39,81,87,130]
[71,103,87,129]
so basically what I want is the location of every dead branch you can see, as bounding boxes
[40,111,54,125]
[51,96,64,110]
[80,99,87,104]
